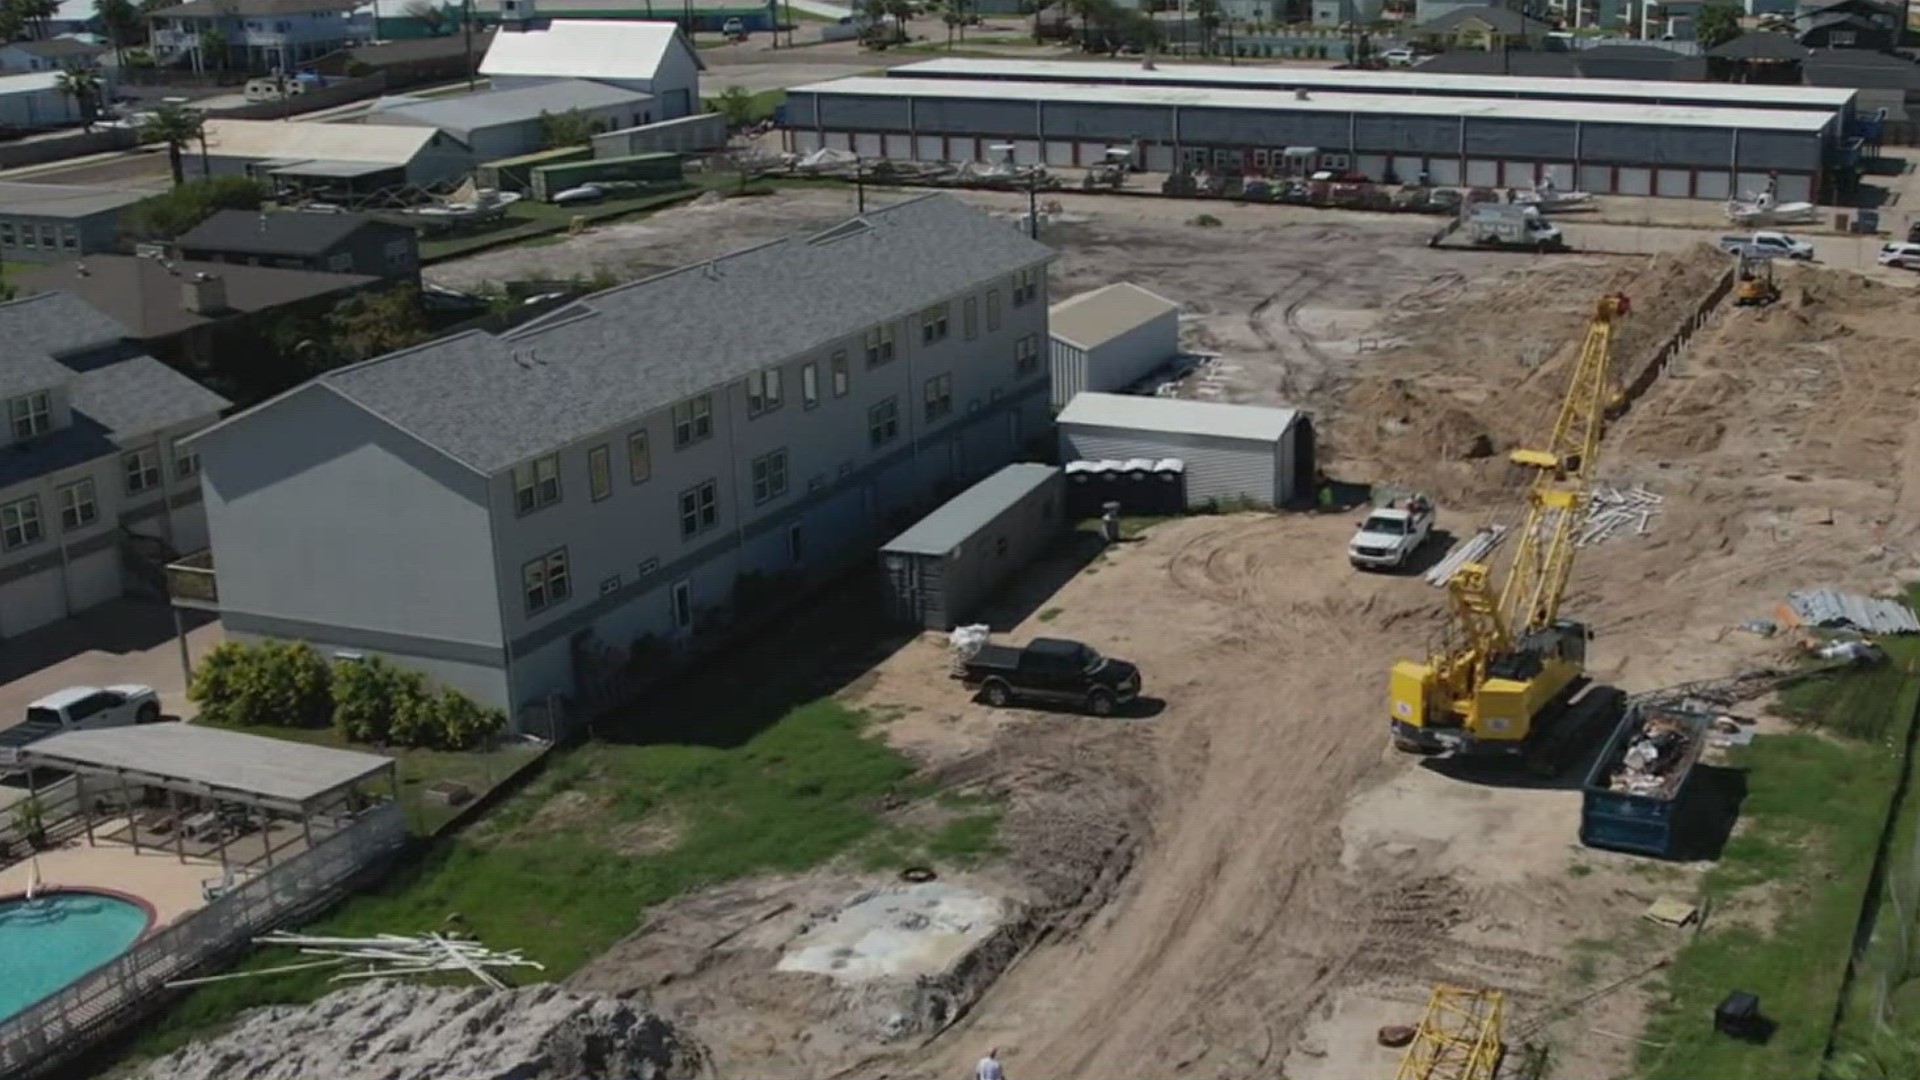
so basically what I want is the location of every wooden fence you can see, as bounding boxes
[0,802,406,1079]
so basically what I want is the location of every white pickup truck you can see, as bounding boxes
[1349,497,1436,570]
[1718,231,1816,261]
[0,685,161,770]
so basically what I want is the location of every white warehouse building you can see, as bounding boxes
[1057,393,1314,510]
[1048,283,1181,410]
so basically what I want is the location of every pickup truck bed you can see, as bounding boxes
[0,718,65,768]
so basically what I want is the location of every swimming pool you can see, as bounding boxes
[0,890,152,1022]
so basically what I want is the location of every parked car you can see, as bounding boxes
[1349,495,1436,570]
[0,685,162,769]
[722,16,746,38]
[957,637,1141,716]
[1718,231,1815,260]
[1878,241,1920,269]
[1382,47,1418,67]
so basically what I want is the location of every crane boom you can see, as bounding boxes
[1389,294,1630,755]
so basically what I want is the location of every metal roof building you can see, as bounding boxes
[784,74,1843,202]
[1057,393,1312,509]
[477,19,704,117]
[888,57,1859,115]
[0,181,146,264]
[881,463,1063,630]
[1048,283,1181,409]
[367,79,655,159]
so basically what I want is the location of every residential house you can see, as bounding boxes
[48,0,107,36]
[0,38,108,74]
[1418,5,1555,49]
[183,194,1056,732]
[1794,0,1902,48]
[0,71,87,129]
[199,117,473,194]
[362,79,656,160]
[1417,42,1711,76]
[147,0,373,74]
[0,182,146,265]
[0,292,229,639]
[478,17,704,117]
[174,210,420,282]
[1414,0,1536,27]
[472,0,785,33]
[1311,0,1386,24]
[17,255,379,400]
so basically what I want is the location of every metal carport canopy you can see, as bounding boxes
[18,723,396,813]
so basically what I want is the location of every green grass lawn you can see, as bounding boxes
[1636,633,1920,1080]
[702,87,786,123]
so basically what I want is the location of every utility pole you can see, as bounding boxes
[1027,175,1038,240]
[464,0,476,92]
[856,156,865,213]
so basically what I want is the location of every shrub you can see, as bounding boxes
[188,639,332,728]
[331,654,409,743]
[433,688,505,751]
[120,176,270,242]
[332,654,502,749]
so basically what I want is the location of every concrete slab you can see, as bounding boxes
[0,601,223,736]
[777,882,1005,982]
[0,838,219,928]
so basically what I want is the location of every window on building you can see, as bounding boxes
[831,349,849,396]
[588,444,612,501]
[964,296,978,340]
[746,368,783,417]
[1016,334,1040,376]
[523,548,570,614]
[0,222,14,247]
[384,238,413,267]
[511,453,561,514]
[868,397,900,448]
[628,429,651,483]
[801,361,819,409]
[19,225,34,250]
[37,225,55,250]
[172,435,200,479]
[1,496,43,551]
[923,373,952,423]
[57,479,96,532]
[751,449,788,505]
[59,226,77,252]
[123,446,161,495]
[324,252,353,272]
[600,575,622,596]
[679,479,718,538]
[987,288,1001,331]
[1012,267,1040,306]
[672,394,713,448]
[8,391,50,440]
[1831,29,1856,45]
[864,323,895,367]
[920,302,950,345]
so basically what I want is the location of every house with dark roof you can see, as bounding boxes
[1418,6,1555,51]
[0,38,108,74]
[147,0,373,74]
[1794,0,1902,49]
[17,254,379,398]
[182,194,1057,732]
[0,292,229,639]
[175,210,419,282]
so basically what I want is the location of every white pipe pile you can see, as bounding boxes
[164,932,546,991]
[1577,485,1663,548]
[1424,525,1509,587]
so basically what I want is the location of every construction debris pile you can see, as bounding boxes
[1786,589,1920,635]
[1607,711,1699,799]
[1577,485,1662,547]
[166,931,545,991]
[134,982,703,1080]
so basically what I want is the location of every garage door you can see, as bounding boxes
[1013,140,1041,165]
[1144,144,1174,172]
[916,135,942,161]
[1503,161,1535,187]
[0,569,65,639]
[66,548,120,615]
[1656,169,1692,198]
[1695,172,1732,200]
[1356,154,1387,181]
[853,132,882,157]
[1580,165,1612,194]
[1735,172,1772,200]
[1541,162,1574,188]
[1428,158,1462,186]
[1045,141,1074,166]
[1617,167,1652,196]
[793,129,821,153]
[825,131,852,151]
[1776,174,1813,203]
[1464,159,1498,187]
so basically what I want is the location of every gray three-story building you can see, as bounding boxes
[188,195,1055,732]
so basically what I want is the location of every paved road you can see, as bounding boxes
[1563,220,1905,279]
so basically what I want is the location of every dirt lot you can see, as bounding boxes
[443,190,1920,1078]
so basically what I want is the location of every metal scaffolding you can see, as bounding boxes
[1395,984,1505,1080]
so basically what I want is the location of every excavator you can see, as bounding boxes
[1388,293,1632,771]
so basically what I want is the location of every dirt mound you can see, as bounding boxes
[134,982,705,1080]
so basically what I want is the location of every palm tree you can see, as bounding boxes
[140,104,203,186]
[1028,0,1051,43]
[55,66,102,131]
[94,0,138,67]
[884,0,912,39]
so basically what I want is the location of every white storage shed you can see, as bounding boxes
[1047,282,1181,409]
[1057,393,1313,509]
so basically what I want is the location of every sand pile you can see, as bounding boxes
[135,982,705,1080]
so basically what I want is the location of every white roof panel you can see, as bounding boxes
[893,56,1859,112]
[1050,282,1180,351]
[203,118,439,165]
[1059,392,1299,445]
[478,20,702,83]
[794,76,1837,133]
[22,723,395,805]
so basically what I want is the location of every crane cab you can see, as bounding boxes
[1390,620,1592,754]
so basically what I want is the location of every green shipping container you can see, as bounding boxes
[479,146,595,194]
[531,152,684,202]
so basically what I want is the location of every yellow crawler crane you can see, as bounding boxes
[1389,293,1631,762]
[1395,984,1506,1080]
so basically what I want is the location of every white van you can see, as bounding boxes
[1877,241,1920,269]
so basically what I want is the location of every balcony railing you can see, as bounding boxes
[166,549,218,611]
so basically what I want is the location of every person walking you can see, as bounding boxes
[976,1048,1006,1080]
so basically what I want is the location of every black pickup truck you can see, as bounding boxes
[958,637,1142,716]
